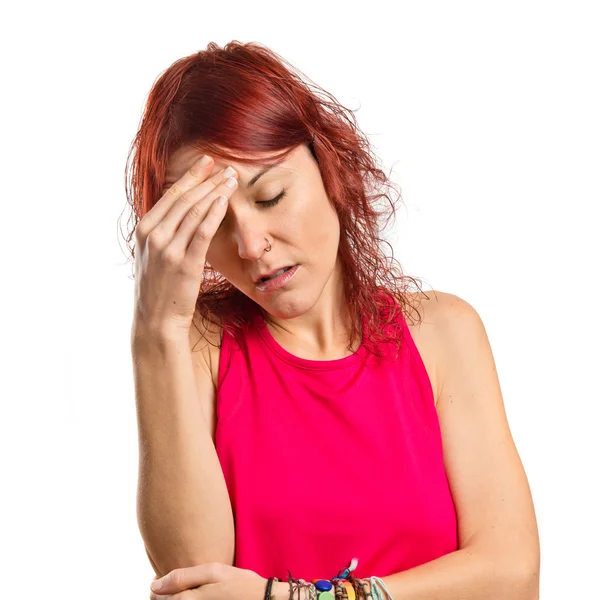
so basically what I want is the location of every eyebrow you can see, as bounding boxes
[245,156,288,188]
[246,164,275,188]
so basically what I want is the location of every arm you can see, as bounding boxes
[274,547,536,600]
[132,323,235,577]
[378,293,539,600]
[378,546,536,600]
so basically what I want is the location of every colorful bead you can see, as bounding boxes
[315,580,333,591]
[342,581,356,600]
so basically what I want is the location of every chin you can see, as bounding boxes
[256,294,314,321]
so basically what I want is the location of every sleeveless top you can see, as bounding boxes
[214,293,458,581]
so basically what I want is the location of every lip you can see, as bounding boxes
[255,264,299,293]
[254,266,291,283]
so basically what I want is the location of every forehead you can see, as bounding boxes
[164,145,303,184]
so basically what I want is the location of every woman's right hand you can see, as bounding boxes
[132,155,239,342]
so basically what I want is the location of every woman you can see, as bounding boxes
[124,41,540,600]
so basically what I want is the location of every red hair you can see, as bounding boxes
[121,41,428,358]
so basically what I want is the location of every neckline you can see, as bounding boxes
[252,310,369,370]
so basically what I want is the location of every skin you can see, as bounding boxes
[164,143,361,360]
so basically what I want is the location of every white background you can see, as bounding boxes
[1,1,598,598]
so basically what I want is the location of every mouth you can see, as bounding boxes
[254,265,300,292]
[254,265,296,284]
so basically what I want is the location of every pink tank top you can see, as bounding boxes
[215,293,458,581]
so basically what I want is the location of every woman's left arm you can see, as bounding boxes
[379,293,539,600]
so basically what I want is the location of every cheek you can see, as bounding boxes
[303,201,339,247]
[288,194,338,240]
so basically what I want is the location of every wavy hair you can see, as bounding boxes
[120,40,429,359]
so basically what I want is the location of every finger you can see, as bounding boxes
[171,177,238,257]
[139,155,215,233]
[158,166,237,236]
[151,564,220,595]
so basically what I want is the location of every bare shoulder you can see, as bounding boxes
[418,290,486,341]
[402,289,477,331]
[426,291,495,383]
[402,289,447,323]
[395,290,471,407]
[413,291,494,410]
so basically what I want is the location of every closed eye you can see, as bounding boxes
[257,190,286,207]
[216,190,286,231]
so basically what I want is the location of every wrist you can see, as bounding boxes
[131,320,190,352]
[273,580,308,600]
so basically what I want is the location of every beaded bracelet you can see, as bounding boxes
[263,557,393,600]
[269,558,362,600]
[367,577,393,600]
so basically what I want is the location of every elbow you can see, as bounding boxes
[474,544,540,600]
[511,554,540,600]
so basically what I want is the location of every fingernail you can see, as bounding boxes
[151,578,163,591]
[199,155,211,166]
[223,166,237,178]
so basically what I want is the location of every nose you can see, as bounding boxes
[231,218,270,261]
